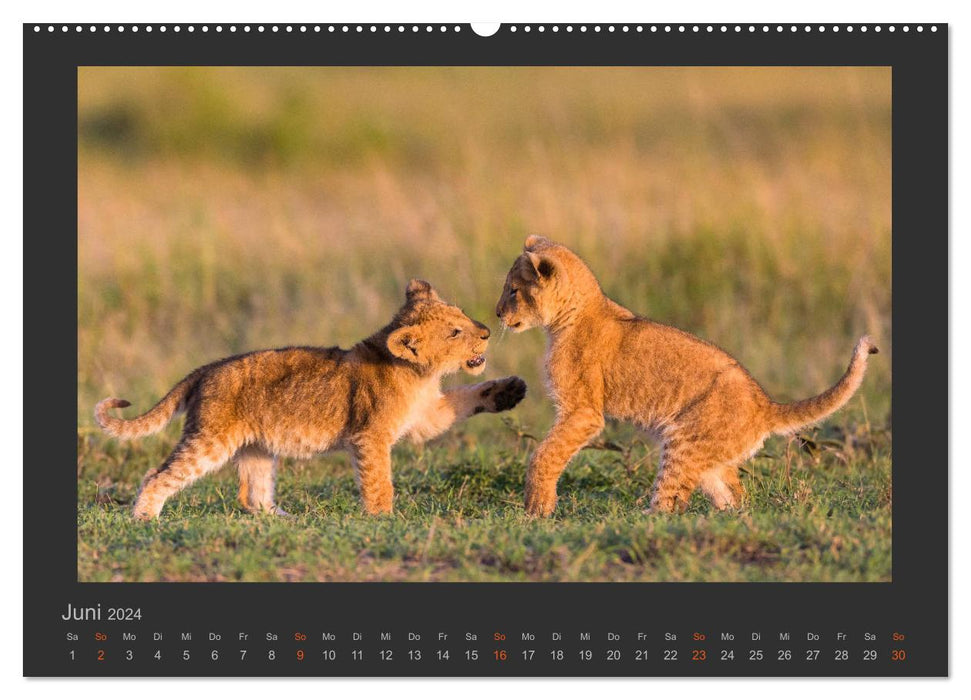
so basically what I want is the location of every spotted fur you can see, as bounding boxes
[496,236,877,516]
[96,279,527,520]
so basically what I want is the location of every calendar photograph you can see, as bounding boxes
[77,65,892,584]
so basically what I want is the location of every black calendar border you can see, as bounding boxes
[24,23,948,677]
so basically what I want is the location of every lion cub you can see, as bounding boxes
[97,279,527,520]
[496,236,877,516]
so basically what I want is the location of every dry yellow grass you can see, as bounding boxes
[78,66,890,431]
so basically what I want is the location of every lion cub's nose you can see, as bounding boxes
[474,321,491,340]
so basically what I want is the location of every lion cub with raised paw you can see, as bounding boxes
[496,236,877,516]
[97,279,527,520]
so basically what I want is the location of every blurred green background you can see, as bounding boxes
[78,66,890,431]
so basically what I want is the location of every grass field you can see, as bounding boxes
[77,67,892,582]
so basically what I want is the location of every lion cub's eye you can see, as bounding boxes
[509,288,519,296]
[449,328,462,338]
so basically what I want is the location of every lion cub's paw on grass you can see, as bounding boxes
[497,236,878,517]
[524,476,558,518]
[98,279,527,520]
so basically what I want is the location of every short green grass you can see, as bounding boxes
[77,416,891,582]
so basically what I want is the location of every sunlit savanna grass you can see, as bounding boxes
[78,420,890,582]
[77,67,891,582]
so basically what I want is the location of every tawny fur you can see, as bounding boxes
[495,236,877,516]
[96,279,527,520]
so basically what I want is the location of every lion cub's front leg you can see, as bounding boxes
[525,408,605,517]
[351,437,395,515]
[406,376,527,444]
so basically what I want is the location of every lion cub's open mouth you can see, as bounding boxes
[466,354,486,369]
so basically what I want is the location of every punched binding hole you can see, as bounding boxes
[471,23,499,37]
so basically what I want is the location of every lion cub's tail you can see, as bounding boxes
[769,336,878,435]
[95,374,198,439]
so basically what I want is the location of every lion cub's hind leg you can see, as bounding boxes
[235,445,288,516]
[133,434,235,521]
[698,466,744,511]
[647,444,705,514]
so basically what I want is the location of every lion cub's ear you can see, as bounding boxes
[525,251,555,280]
[405,278,440,302]
[524,235,551,251]
[387,326,423,362]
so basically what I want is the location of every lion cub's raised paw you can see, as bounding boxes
[477,376,527,413]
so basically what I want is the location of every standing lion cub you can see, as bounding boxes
[496,236,877,516]
[96,279,526,520]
